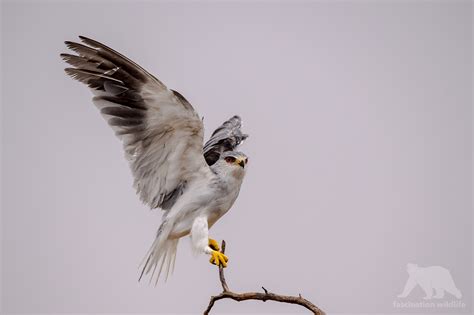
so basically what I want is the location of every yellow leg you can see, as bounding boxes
[208,238,220,251]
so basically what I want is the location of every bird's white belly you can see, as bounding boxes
[167,181,240,239]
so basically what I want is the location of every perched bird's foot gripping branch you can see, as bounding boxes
[209,250,229,268]
[208,238,228,267]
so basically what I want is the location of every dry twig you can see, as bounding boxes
[203,240,325,315]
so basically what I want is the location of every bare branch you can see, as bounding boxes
[218,240,229,292]
[203,241,325,315]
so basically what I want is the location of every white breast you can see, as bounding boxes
[166,167,245,238]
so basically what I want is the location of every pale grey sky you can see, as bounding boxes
[1,1,472,314]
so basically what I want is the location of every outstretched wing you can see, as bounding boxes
[62,36,209,209]
[203,115,248,166]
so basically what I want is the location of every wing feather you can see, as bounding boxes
[62,36,209,209]
[203,115,248,165]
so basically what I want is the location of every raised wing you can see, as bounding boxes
[203,115,248,166]
[62,36,209,209]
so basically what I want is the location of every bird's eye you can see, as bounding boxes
[225,156,236,163]
[245,158,248,164]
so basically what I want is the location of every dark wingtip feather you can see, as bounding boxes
[79,36,94,46]
[60,53,74,61]
[64,67,74,74]
[203,115,248,165]
[64,67,83,81]
[64,40,76,48]
[79,35,107,50]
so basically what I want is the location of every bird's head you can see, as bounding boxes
[215,151,248,180]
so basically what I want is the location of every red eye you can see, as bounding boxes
[225,156,236,163]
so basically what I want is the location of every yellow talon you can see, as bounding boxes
[208,238,220,251]
[209,250,228,268]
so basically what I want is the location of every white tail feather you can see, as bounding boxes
[139,223,179,284]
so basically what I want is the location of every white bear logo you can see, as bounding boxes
[398,263,462,300]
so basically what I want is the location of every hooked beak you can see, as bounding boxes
[237,159,245,168]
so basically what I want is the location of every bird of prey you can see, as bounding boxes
[61,36,248,283]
